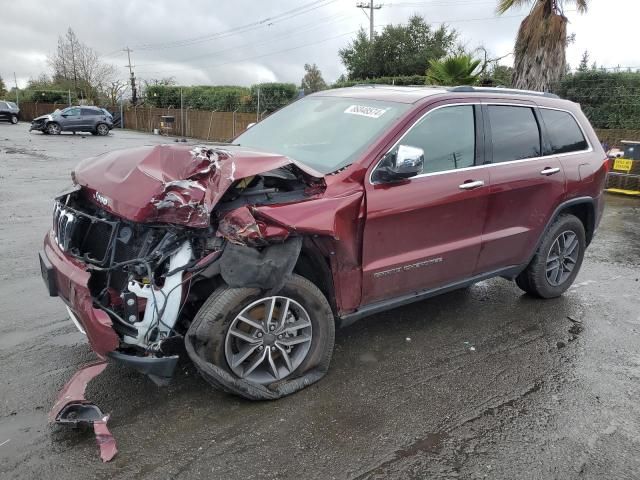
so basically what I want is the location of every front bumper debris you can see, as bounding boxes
[41,231,120,357]
[49,361,117,462]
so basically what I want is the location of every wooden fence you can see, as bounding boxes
[15,102,640,146]
[16,102,261,142]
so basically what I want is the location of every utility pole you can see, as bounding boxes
[124,47,138,106]
[356,2,382,41]
[13,72,19,106]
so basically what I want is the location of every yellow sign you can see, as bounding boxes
[613,158,633,172]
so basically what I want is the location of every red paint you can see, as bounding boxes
[74,144,322,227]
[45,88,607,325]
[49,361,117,462]
[44,231,119,356]
[48,361,108,422]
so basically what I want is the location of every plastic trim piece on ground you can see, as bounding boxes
[49,361,117,462]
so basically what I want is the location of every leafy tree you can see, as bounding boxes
[554,70,640,129]
[301,63,327,94]
[497,0,589,91]
[479,65,514,87]
[339,15,458,79]
[578,50,589,72]
[426,54,481,86]
[0,76,7,98]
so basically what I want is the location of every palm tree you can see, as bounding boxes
[497,0,588,92]
[426,54,482,86]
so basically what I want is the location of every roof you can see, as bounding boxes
[314,85,449,104]
[314,85,561,104]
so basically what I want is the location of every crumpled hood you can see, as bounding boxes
[32,114,52,122]
[73,144,323,227]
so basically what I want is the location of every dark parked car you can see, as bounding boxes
[0,100,20,124]
[40,86,607,404]
[30,106,113,135]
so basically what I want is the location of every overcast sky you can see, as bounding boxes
[2,0,638,89]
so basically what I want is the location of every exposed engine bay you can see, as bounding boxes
[53,146,324,377]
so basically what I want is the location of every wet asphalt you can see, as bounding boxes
[0,123,639,479]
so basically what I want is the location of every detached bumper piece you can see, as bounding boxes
[49,361,117,462]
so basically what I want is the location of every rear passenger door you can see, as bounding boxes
[80,108,97,129]
[475,103,566,274]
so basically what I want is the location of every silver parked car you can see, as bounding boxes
[0,101,20,124]
[30,106,113,136]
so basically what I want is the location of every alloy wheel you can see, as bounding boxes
[47,123,61,135]
[11,116,18,124]
[546,230,580,286]
[97,124,109,136]
[224,296,312,384]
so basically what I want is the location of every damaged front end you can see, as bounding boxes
[44,145,325,381]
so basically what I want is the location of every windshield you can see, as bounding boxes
[234,96,411,174]
[7,102,17,109]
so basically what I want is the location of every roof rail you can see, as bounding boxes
[447,86,560,99]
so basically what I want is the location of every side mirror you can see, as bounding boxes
[375,145,424,182]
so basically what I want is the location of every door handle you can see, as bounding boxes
[540,167,560,176]
[458,180,485,190]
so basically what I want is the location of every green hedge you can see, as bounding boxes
[332,75,427,88]
[145,82,298,112]
[555,71,640,129]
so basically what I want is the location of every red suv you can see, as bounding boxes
[40,86,607,400]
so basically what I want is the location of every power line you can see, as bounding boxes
[131,0,338,51]
[135,11,354,71]
[356,2,383,41]
[124,47,138,105]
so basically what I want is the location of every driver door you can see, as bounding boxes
[361,102,489,305]
[61,107,82,131]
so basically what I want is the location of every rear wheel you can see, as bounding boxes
[515,214,585,298]
[46,122,61,135]
[189,274,334,394]
[10,115,18,125]
[96,123,109,136]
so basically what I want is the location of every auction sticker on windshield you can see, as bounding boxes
[344,105,389,119]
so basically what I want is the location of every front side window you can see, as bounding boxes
[540,109,588,154]
[393,105,476,174]
[234,96,411,175]
[489,106,541,163]
[62,107,80,116]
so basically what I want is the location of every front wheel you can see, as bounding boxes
[187,274,335,398]
[515,214,586,298]
[46,122,61,135]
[10,115,18,125]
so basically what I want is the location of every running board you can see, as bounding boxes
[339,265,523,328]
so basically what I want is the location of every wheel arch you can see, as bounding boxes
[524,196,595,271]
[294,238,337,316]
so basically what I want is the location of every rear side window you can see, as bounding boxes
[399,105,476,174]
[540,109,588,154]
[81,108,100,116]
[488,106,541,163]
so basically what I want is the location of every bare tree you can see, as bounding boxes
[48,27,117,101]
[105,79,128,105]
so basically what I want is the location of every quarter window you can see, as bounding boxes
[396,105,476,174]
[540,109,588,154]
[488,106,541,163]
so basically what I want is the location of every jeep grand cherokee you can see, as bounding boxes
[40,86,607,400]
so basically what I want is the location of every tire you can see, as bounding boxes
[96,123,109,136]
[189,274,335,396]
[515,214,586,298]
[10,115,18,125]
[46,122,61,135]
